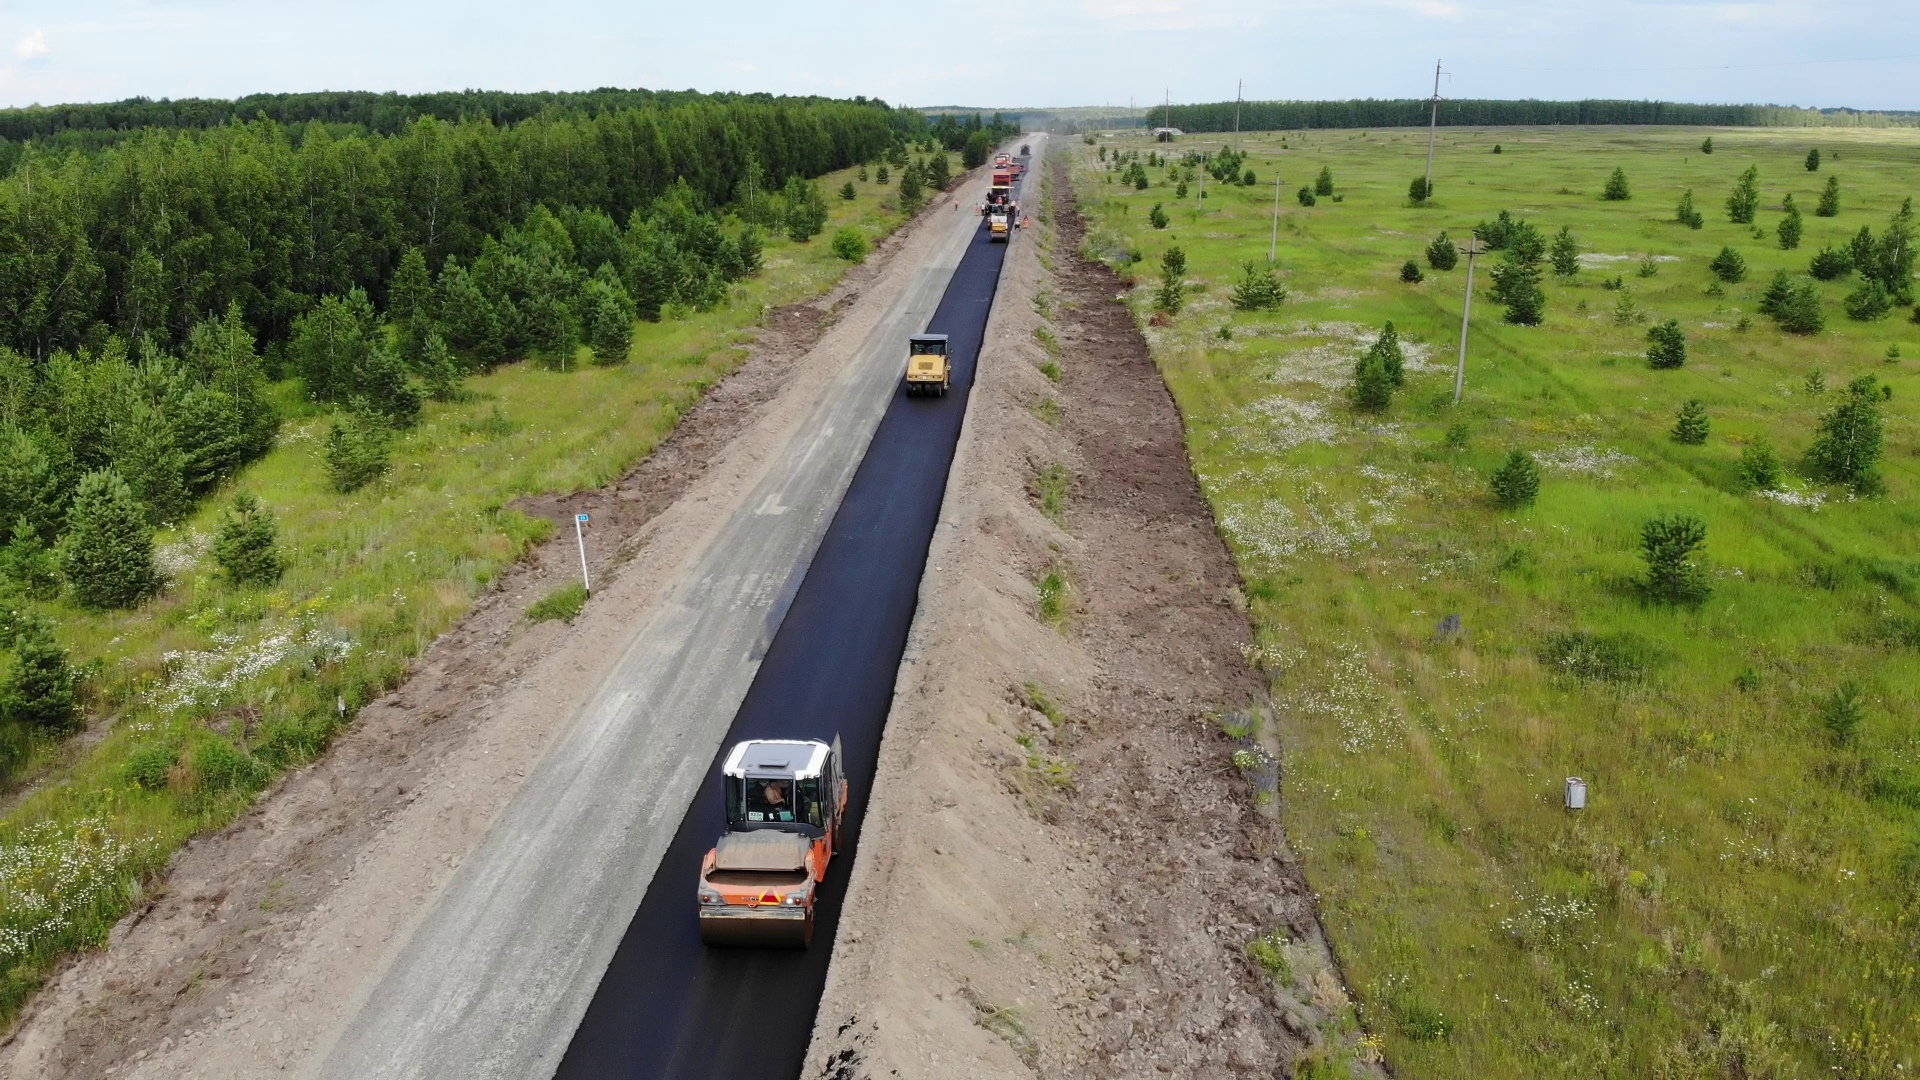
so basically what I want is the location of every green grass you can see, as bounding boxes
[1035,564,1072,627]
[1077,126,1920,1077]
[1032,463,1071,524]
[526,582,589,624]
[0,157,924,1026]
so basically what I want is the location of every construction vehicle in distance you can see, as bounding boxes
[903,333,951,396]
[697,738,848,948]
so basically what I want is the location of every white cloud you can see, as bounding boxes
[15,29,48,62]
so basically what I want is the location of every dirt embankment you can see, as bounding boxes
[0,193,957,1080]
[806,156,1375,1078]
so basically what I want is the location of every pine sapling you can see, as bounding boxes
[1670,399,1710,444]
[1816,175,1840,217]
[211,492,285,587]
[1426,231,1458,270]
[1646,320,1687,369]
[1640,514,1712,605]
[1489,450,1541,509]
[1709,246,1748,283]
[1602,167,1631,201]
[1550,226,1580,277]
[1737,440,1782,490]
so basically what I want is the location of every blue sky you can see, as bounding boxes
[0,1,1913,112]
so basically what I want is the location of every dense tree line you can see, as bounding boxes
[1155,98,1920,133]
[0,87,922,144]
[0,89,926,620]
[0,94,902,359]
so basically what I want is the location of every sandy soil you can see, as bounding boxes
[804,153,1377,1078]
[0,187,971,1080]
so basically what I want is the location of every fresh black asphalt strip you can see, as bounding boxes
[556,162,1024,1080]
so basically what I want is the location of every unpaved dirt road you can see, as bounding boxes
[0,164,999,1080]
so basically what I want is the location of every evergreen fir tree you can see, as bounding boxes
[1806,375,1885,493]
[390,247,431,326]
[1670,398,1710,444]
[1489,222,1546,326]
[1757,269,1794,315]
[183,303,278,462]
[415,326,463,398]
[1772,280,1826,334]
[359,345,423,426]
[1400,260,1424,283]
[1408,176,1432,203]
[1161,246,1186,278]
[898,160,923,209]
[1848,224,1877,276]
[875,164,890,184]
[59,469,158,610]
[0,425,65,545]
[0,611,79,731]
[1816,175,1840,217]
[1228,263,1288,311]
[324,412,392,494]
[1805,147,1821,172]
[1777,194,1803,250]
[586,271,637,366]
[1550,226,1580,277]
[1296,187,1316,207]
[1148,203,1170,229]
[211,492,284,587]
[1726,166,1760,224]
[1700,137,1714,155]
[1646,320,1687,369]
[173,385,247,495]
[1808,246,1853,280]
[1676,189,1704,229]
[1602,168,1631,201]
[114,399,191,527]
[926,152,951,190]
[1351,351,1393,412]
[1708,246,1748,283]
[0,517,60,599]
[1489,450,1541,509]
[1366,322,1406,387]
[1425,231,1458,270]
[1844,279,1892,321]
[1314,166,1334,196]
[839,181,856,201]
[1640,514,1712,605]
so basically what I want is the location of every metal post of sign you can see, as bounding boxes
[574,513,591,594]
[1454,237,1487,405]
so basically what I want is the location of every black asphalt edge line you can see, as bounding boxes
[554,155,1033,1080]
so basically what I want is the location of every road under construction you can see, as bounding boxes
[316,142,1039,1080]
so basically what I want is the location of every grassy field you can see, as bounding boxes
[0,155,945,1021]
[1071,126,1920,1077]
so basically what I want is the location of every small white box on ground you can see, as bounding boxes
[1565,777,1587,810]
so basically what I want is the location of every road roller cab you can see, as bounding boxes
[697,738,847,948]
[903,333,951,397]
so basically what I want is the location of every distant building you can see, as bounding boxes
[1150,126,1183,142]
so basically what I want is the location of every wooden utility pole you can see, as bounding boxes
[1233,79,1243,150]
[1454,236,1487,404]
[1424,60,1446,200]
[1270,172,1283,262]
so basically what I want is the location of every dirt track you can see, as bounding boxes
[806,157,1369,1078]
